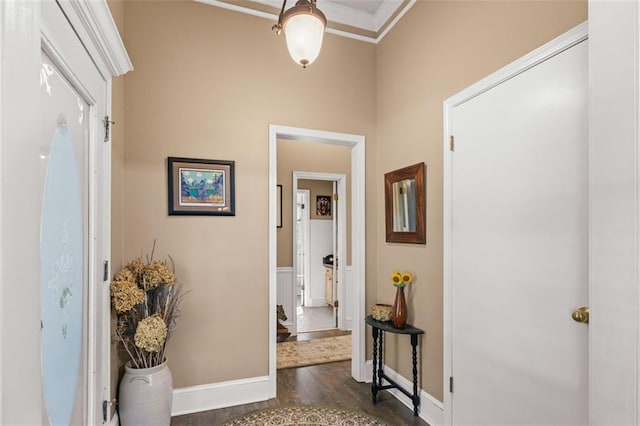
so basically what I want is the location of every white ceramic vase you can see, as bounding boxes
[119,360,173,426]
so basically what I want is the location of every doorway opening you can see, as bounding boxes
[294,176,344,334]
[268,125,366,391]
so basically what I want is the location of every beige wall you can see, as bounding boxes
[111,0,585,406]
[277,140,352,267]
[121,0,377,388]
[108,0,126,409]
[375,1,587,401]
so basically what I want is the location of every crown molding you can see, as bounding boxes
[195,0,415,44]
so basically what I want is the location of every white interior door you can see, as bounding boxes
[41,3,109,424]
[447,37,588,424]
[296,190,310,307]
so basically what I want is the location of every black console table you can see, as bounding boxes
[365,315,424,416]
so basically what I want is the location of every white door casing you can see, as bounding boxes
[444,23,588,424]
[0,1,131,424]
[588,1,640,423]
[269,125,366,396]
[297,189,311,308]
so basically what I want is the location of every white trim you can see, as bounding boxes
[244,0,403,33]
[442,22,588,425]
[375,0,416,43]
[588,1,640,423]
[372,0,405,31]
[297,189,311,309]
[363,361,444,426]
[1,2,42,423]
[444,22,587,109]
[276,267,295,329]
[269,125,367,393]
[171,376,271,416]
[55,0,132,78]
[0,3,6,423]
[194,0,415,44]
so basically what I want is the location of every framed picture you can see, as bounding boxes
[316,195,331,216]
[276,185,283,228]
[167,157,235,216]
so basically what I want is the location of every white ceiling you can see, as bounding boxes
[327,0,385,15]
[250,0,405,32]
[195,0,413,42]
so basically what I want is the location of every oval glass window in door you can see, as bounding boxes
[40,124,84,425]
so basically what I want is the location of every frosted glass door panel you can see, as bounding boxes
[40,50,89,426]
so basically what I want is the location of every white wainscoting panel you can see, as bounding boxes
[363,361,444,426]
[172,375,271,416]
[276,267,294,326]
[343,266,353,331]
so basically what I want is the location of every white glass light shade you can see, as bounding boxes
[283,13,325,67]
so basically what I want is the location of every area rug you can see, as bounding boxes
[277,335,351,369]
[222,405,389,425]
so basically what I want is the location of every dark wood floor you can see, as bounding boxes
[171,331,429,426]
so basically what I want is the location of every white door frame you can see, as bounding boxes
[588,1,640,423]
[296,189,311,308]
[292,171,347,333]
[445,17,640,423]
[0,1,131,423]
[269,125,366,396]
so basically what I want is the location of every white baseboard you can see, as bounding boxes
[171,375,273,416]
[308,297,327,307]
[364,360,444,426]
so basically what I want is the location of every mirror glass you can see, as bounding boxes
[392,178,416,232]
[384,162,425,244]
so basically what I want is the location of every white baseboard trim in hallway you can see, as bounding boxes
[171,375,271,416]
[364,360,444,426]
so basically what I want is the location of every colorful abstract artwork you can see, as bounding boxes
[179,168,225,206]
[168,157,235,216]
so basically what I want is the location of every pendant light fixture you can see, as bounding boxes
[272,0,327,68]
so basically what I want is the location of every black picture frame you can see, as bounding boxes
[167,156,235,216]
[316,195,332,216]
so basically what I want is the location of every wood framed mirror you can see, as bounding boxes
[384,162,426,244]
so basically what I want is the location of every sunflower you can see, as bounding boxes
[390,272,402,286]
[401,272,413,285]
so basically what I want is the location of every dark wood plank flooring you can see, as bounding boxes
[171,331,429,426]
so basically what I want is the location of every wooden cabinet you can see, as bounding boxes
[324,266,333,306]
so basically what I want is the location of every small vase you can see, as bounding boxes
[392,286,408,329]
[119,360,173,426]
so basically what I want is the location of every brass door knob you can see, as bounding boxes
[572,306,589,324]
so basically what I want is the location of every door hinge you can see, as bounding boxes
[333,300,339,308]
[333,193,339,201]
[450,135,455,152]
[449,376,454,393]
[103,399,116,423]
[103,116,115,142]
[103,260,109,282]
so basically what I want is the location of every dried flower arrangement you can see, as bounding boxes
[110,243,184,369]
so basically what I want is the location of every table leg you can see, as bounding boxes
[371,326,379,404]
[411,333,419,416]
[377,331,384,387]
